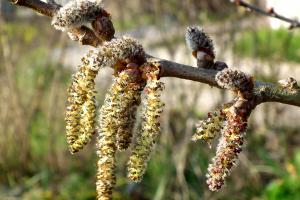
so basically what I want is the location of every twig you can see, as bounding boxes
[8,0,300,107]
[230,0,300,29]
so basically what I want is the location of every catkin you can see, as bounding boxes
[192,108,227,146]
[127,68,164,182]
[96,69,144,199]
[116,79,143,151]
[206,106,247,191]
[65,65,97,153]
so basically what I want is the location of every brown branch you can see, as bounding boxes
[231,0,300,29]
[148,56,300,107]
[9,0,57,16]
[9,0,300,107]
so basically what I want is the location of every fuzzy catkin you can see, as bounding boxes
[192,108,227,146]
[206,107,247,191]
[65,65,97,153]
[96,69,144,199]
[127,70,164,182]
[52,0,104,31]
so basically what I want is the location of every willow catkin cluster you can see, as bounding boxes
[96,67,145,199]
[202,68,254,191]
[192,108,227,146]
[65,64,97,153]
[127,67,165,182]
[52,0,104,31]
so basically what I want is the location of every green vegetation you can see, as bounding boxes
[1,19,300,200]
[263,150,300,200]
[234,28,300,63]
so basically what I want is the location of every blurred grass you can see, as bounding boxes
[1,10,300,200]
[234,28,300,63]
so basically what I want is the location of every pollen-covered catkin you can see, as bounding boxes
[192,108,227,146]
[65,65,97,153]
[52,0,104,31]
[206,105,248,191]
[96,68,144,199]
[127,67,165,182]
[116,75,144,151]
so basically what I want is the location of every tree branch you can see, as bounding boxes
[9,0,300,107]
[230,0,300,29]
[148,56,300,107]
[9,0,57,16]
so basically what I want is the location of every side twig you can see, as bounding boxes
[230,0,300,29]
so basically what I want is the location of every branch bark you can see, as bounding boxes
[231,0,300,29]
[148,56,300,107]
[8,0,300,107]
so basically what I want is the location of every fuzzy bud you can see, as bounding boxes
[185,26,215,55]
[216,68,253,99]
[127,66,165,182]
[82,37,145,71]
[52,0,104,31]
[185,26,215,68]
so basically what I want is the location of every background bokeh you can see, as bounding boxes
[1,0,300,199]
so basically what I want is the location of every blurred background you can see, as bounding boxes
[1,0,300,199]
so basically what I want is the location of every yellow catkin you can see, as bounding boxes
[192,107,227,146]
[96,69,144,199]
[65,65,97,153]
[127,68,165,182]
[116,77,144,151]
